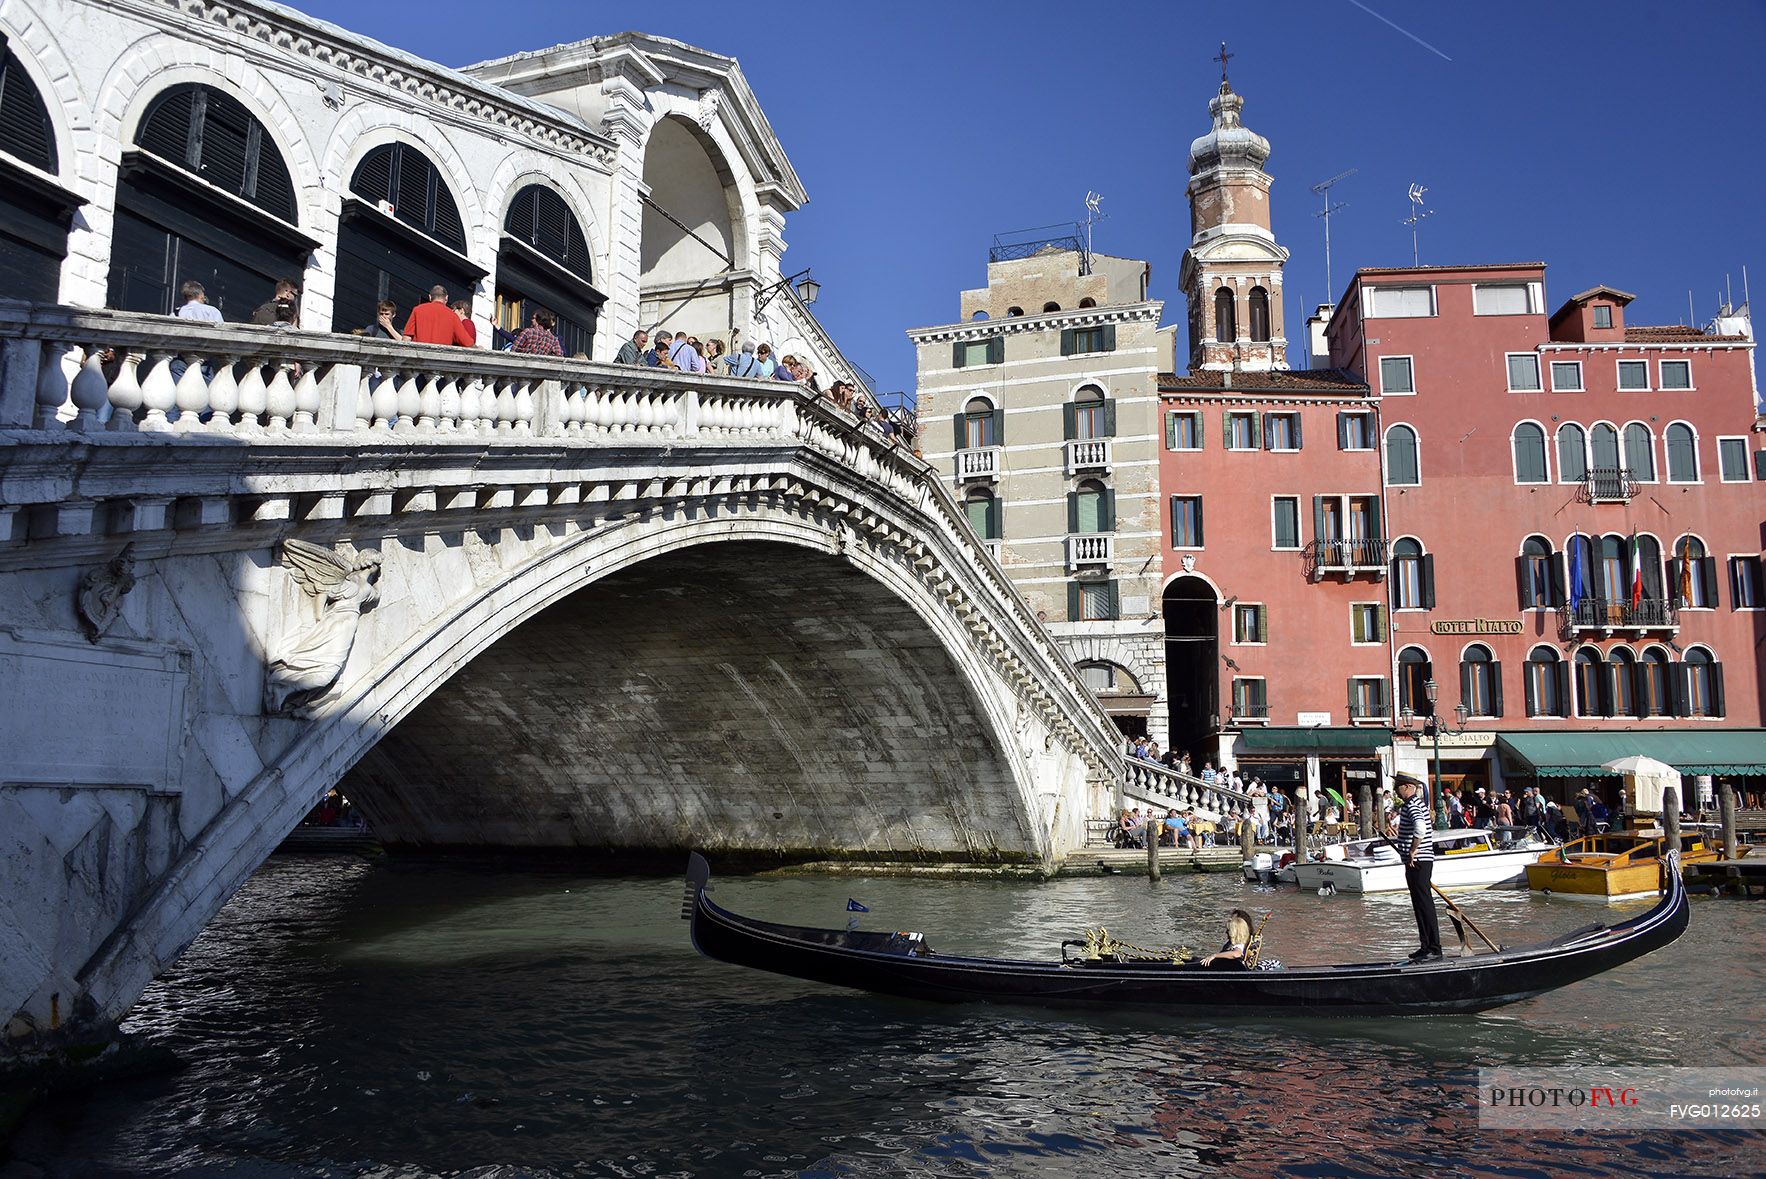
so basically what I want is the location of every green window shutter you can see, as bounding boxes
[1251,411,1263,449]
[1490,662,1504,717]
[1062,403,1078,440]
[987,495,1002,540]
[1164,411,1177,449]
[1105,580,1120,619]
[1195,497,1205,546]
[1060,328,1076,356]
[1351,607,1366,644]
[1550,554,1567,606]
[1262,414,1275,449]
[987,336,1004,365]
[1312,497,1326,542]
[1377,679,1391,714]
[1421,553,1437,608]
[1375,604,1387,642]
[1102,400,1117,437]
[1223,409,1234,446]
[1100,324,1116,352]
[1337,413,1350,449]
[1192,411,1204,449]
[1710,661,1726,717]
[953,413,966,451]
[953,341,966,369]
[1256,604,1268,642]
[1371,496,1383,539]
[1101,489,1116,532]
[1347,678,1358,717]
[1514,556,1531,609]
[1293,414,1304,450]
[1067,581,1082,622]
[990,408,1005,445]
[1066,492,1079,534]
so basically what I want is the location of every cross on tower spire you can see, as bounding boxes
[1214,41,1234,87]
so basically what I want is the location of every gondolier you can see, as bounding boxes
[1390,772,1443,963]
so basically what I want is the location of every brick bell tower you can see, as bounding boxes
[1180,47,1289,372]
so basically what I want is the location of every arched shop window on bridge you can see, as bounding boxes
[494,184,606,355]
[0,36,83,301]
[108,83,316,318]
[332,142,486,334]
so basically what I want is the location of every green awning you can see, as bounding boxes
[1495,731,1766,777]
[1235,727,1392,753]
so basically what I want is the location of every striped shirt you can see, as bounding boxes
[1396,793,1435,862]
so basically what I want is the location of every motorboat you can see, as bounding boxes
[1288,827,1552,894]
[1525,829,1743,901]
[1240,851,1297,885]
[683,852,1687,1017]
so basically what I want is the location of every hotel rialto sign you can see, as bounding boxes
[1430,619,1526,636]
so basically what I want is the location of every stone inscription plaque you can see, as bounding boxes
[0,629,188,789]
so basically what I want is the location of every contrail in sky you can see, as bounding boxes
[1345,0,1454,61]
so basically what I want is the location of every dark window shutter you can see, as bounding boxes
[1490,662,1504,717]
[0,45,58,171]
[137,87,197,166]
[1250,411,1263,449]
[1699,557,1717,604]
[990,408,1004,444]
[1312,497,1326,543]
[1102,399,1117,437]
[952,413,966,451]
[1062,403,1078,440]
[1060,327,1075,356]
[197,89,252,198]
[1421,553,1437,608]
[1263,414,1276,449]
[1105,580,1120,619]
[1067,492,1079,534]
[1634,663,1651,717]
[1524,665,1538,716]
[1292,414,1304,450]
[1550,553,1567,606]
[1101,489,1116,532]
[952,341,966,369]
[1375,605,1387,642]
[1515,556,1531,610]
[1100,324,1116,352]
[1165,412,1177,449]
[1347,678,1357,718]
[987,336,1004,364]
[1256,604,1268,642]
[1669,665,1689,717]
[1195,498,1205,546]
[1377,679,1391,715]
[1194,411,1204,449]
[506,185,537,242]
[1460,660,1472,708]
[1710,662,1726,717]
[1067,582,1082,622]
[1667,558,1682,604]
[1337,413,1350,450]
[1558,670,1571,719]
[351,144,394,203]
[987,495,1002,540]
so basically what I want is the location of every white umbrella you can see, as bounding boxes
[1600,755,1677,777]
[1601,755,1681,820]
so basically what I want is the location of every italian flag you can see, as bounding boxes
[1629,532,1643,609]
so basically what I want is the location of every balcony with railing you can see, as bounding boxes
[1066,533,1113,572]
[954,446,1001,482]
[1559,596,1679,636]
[1063,438,1112,475]
[1305,537,1389,582]
[982,539,1004,561]
[1230,701,1271,724]
[1347,699,1391,722]
[1583,466,1638,504]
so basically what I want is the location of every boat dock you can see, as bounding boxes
[1687,858,1766,897]
[1076,846,1248,876]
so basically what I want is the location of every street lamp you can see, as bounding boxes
[1424,678,1445,826]
[755,267,819,313]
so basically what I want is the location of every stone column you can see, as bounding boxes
[599,72,652,357]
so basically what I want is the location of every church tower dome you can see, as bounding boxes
[1180,49,1289,373]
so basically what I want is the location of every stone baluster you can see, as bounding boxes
[562,385,586,433]
[68,350,109,433]
[206,359,238,432]
[172,355,209,431]
[370,372,399,430]
[514,381,536,434]
[493,381,516,433]
[476,379,498,433]
[138,355,177,432]
[437,377,461,433]
[235,363,268,433]
[264,364,296,430]
[353,372,376,431]
[107,350,144,431]
[34,344,74,429]
[416,373,442,432]
[394,370,421,433]
[292,366,321,432]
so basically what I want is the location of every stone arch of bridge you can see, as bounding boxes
[80,504,1054,1031]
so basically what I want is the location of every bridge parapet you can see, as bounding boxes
[1121,758,1254,822]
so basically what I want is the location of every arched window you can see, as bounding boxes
[1248,286,1271,342]
[1042,301,1061,313]
[1526,646,1565,717]
[1608,648,1637,717]
[1078,297,1097,309]
[1665,422,1699,482]
[970,309,989,320]
[1556,423,1588,483]
[960,396,999,449]
[1460,644,1501,718]
[1636,534,1663,601]
[136,84,297,222]
[1214,286,1237,341]
[1624,422,1656,481]
[1391,538,1432,609]
[1573,647,1607,717]
[964,487,1001,541]
[1071,385,1108,440]
[349,143,466,251]
[1,42,58,172]
[1397,646,1433,716]
[1077,660,1142,695]
[497,183,602,356]
[1671,535,1714,608]
[504,185,591,280]
[1386,424,1420,485]
[1638,648,1671,717]
[1071,478,1113,534]
[1590,422,1621,471]
[1682,648,1723,718]
[1006,306,1024,317]
[1598,534,1628,604]
[1518,535,1559,609]
[1512,422,1549,483]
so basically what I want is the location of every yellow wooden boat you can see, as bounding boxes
[1525,830,1741,901]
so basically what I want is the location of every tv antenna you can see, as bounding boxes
[1403,183,1434,266]
[1311,168,1356,301]
[1081,191,1106,274]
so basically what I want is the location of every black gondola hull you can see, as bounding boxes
[684,854,1687,1016]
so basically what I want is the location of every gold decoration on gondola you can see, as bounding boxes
[1242,911,1274,968]
[1072,927,1195,964]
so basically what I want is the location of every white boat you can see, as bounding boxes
[1292,827,1553,894]
[1240,851,1297,885]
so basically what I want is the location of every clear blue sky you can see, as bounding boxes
[300,0,1766,396]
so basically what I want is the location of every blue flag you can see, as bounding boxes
[1568,534,1585,609]
[846,899,869,913]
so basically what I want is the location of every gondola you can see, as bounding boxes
[682,851,1688,1016]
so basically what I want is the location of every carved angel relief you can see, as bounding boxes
[77,543,137,643]
[265,539,383,715]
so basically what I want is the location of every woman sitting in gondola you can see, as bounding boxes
[1200,909,1258,969]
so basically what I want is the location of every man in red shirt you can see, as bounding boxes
[403,285,474,346]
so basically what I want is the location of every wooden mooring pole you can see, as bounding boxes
[1146,818,1160,881]
[1718,779,1739,861]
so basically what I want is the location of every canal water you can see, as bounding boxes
[8,854,1763,1177]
